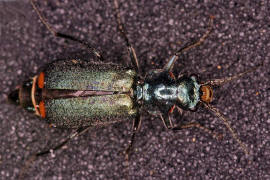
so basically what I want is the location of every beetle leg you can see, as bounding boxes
[158,104,177,129]
[113,0,140,73]
[176,106,183,116]
[19,126,92,179]
[124,114,141,161]
[159,113,174,129]
[172,123,222,140]
[163,16,214,72]
[30,0,104,61]
[36,126,92,157]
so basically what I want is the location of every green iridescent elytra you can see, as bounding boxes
[45,94,136,128]
[42,59,138,128]
[44,59,136,92]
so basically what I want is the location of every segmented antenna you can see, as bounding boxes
[203,102,249,155]
[202,64,262,86]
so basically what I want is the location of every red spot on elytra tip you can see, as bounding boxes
[38,72,45,89]
[39,101,46,118]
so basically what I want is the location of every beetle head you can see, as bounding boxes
[200,84,213,104]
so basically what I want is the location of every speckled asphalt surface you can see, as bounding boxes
[0,0,269,179]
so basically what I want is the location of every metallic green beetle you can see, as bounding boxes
[9,0,260,162]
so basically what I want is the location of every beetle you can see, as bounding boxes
[8,1,261,173]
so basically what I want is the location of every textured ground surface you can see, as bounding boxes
[0,0,269,179]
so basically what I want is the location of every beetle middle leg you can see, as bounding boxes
[123,114,142,161]
[30,0,104,61]
[163,16,214,72]
[113,0,140,73]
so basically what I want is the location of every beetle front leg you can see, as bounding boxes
[159,107,222,140]
[159,112,174,129]
[113,0,140,73]
[163,16,214,72]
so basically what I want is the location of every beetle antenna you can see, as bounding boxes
[203,102,249,155]
[202,64,262,86]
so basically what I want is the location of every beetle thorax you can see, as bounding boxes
[136,75,201,111]
[176,76,201,110]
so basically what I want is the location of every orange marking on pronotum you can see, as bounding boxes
[169,105,175,114]
[38,72,45,89]
[39,101,46,118]
[169,72,175,79]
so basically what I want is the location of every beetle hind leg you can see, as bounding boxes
[113,0,140,73]
[19,126,92,179]
[30,0,104,61]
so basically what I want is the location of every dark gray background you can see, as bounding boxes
[0,0,269,179]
